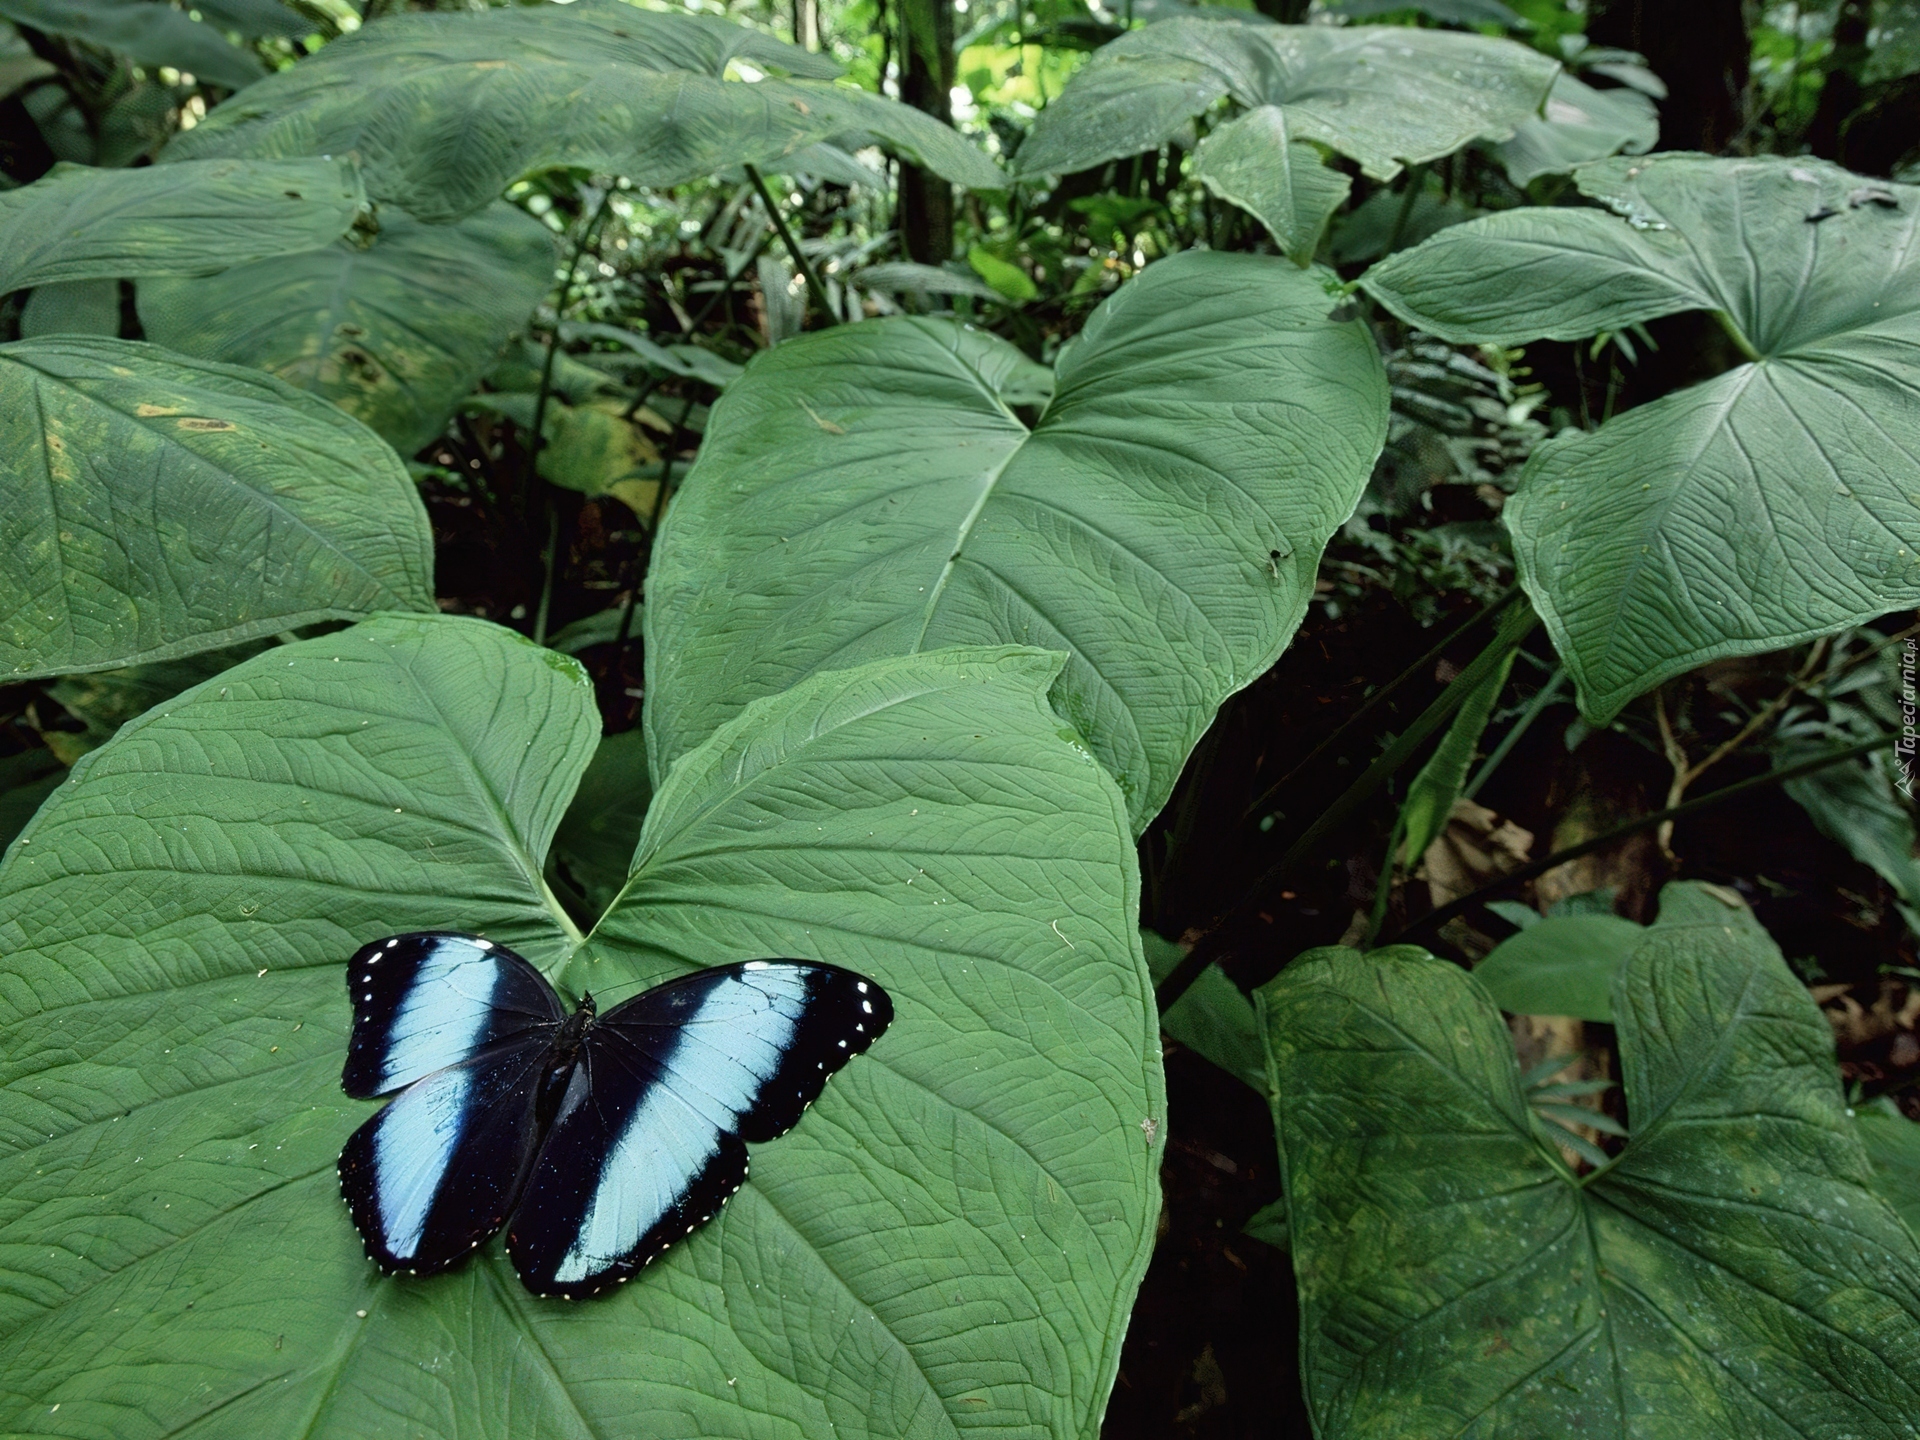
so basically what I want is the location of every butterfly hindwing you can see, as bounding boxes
[342,932,566,1099]
[505,1059,752,1298]
[338,1039,553,1275]
[506,961,891,1298]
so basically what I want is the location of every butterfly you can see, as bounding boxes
[336,932,892,1299]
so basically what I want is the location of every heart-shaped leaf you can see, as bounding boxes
[0,158,363,298]
[0,337,434,680]
[644,249,1388,831]
[1362,154,1920,720]
[1257,929,1920,1437]
[1014,20,1556,257]
[0,0,263,90]
[171,0,1001,222]
[139,204,556,456]
[0,620,1160,1439]
[1191,106,1351,261]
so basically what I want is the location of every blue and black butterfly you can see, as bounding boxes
[336,932,892,1299]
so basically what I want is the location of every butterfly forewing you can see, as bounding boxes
[338,1039,553,1275]
[342,932,565,1099]
[507,961,892,1298]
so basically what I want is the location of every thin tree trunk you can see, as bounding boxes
[792,0,818,53]
[895,0,954,265]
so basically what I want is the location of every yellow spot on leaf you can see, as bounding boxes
[176,418,236,432]
[135,404,182,417]
[798,398,845,434]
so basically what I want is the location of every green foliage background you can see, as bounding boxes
[2,0,1919,1434]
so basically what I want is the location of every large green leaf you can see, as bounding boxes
[1494,72,1658,187]
[644,249,1389,830]
[170,0,1001,222]
[1471,912,1645,1021]
[138,203,556,456]
[1472,880,1766,1023]
[0,157,362,298]
[1857,1098,1920,1237]
[0,624,1161,1438]
[1190,105,1351,262]
[1363,154,1920,721]
[0,0,263,89]
[1014,20,1556,258]
[1257,931,1920,1437]
[0,337,433,680]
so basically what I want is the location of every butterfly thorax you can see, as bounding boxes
[534,996,598,1131]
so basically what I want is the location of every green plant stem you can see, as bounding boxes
[1150,714,1228,929]
[1712,309,1763,363]
[528,184,616,574]
[1241,584,1522,822]
[530,189,615,478]
[613,389,699,649]
[1160,601,1539,1012]
[1463,666,1566,800]
[743,163,836,327]
[532,498,560,647]
[620,229,774,424]
[1382,164,1427,258]
[1386,732,1896,948]
[1365,808,1407,946]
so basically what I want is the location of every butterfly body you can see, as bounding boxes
[337,933,891,1298]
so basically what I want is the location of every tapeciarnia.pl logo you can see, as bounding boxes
[1899,636,1916,799]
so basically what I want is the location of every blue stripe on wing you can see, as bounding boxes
[342,933,565,1099]
[338,1037,552,1276]
[506,962,891,1298]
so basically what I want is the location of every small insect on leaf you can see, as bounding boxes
[798,398,845,434]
